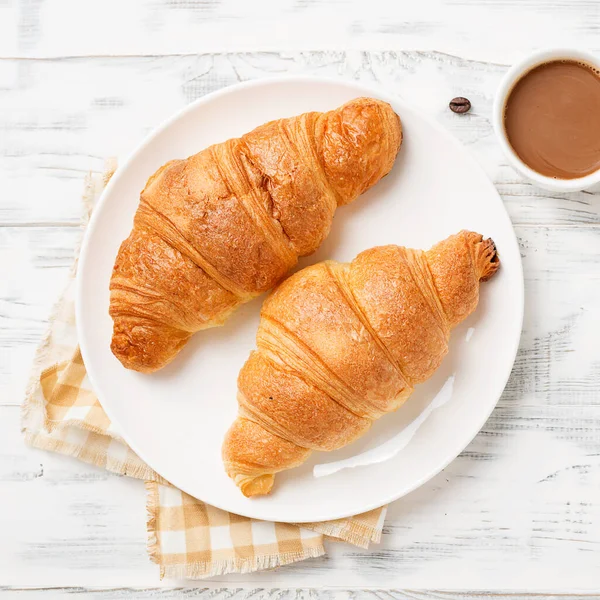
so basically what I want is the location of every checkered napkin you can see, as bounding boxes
[21,164,387,579]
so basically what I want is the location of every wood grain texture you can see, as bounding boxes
[2,51,600,228]
[0,591,598,599]
[3,0,600,591]
[3,0,600,62]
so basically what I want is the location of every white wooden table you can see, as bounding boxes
[2,0,600,596]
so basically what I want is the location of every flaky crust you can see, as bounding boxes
[223,231,500,496]
[109,98,402,372]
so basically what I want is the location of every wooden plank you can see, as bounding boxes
[0,225,79,403]
[4,223,600,410]
[0,407,155,586]
[3,389,600,588]
[0,590,598,599]
[1,52,599,228]
[3,0,600,61]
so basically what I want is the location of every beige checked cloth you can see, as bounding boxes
[21,164,387,580]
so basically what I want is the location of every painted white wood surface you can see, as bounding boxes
[2,0,600,593]
[3,0,600,62]
[0,593,594,600]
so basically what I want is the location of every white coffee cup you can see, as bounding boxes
[493,48,600,193]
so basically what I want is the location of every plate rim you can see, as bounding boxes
[76,75,525,522]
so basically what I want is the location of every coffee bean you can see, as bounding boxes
[449,97,471,114]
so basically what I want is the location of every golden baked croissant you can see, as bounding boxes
[223,231,500,496]
[109,98,402,372]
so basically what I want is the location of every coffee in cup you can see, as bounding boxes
[503,60,600,180]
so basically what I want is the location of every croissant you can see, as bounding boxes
[222,231,500,496]
[109,98,402,372]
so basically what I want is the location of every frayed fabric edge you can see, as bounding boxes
[144,481,327,580]
[145,481,161,566]
[305,510,386,548]
[24,431,160,482]
[159,545,327,580]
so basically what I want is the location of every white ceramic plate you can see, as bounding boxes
[77,77,523,523]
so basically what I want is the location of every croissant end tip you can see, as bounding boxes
[237,474,275,497]
[478,237,500,282]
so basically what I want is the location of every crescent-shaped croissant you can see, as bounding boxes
[222,231,500,496]
[109,98,402,372]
